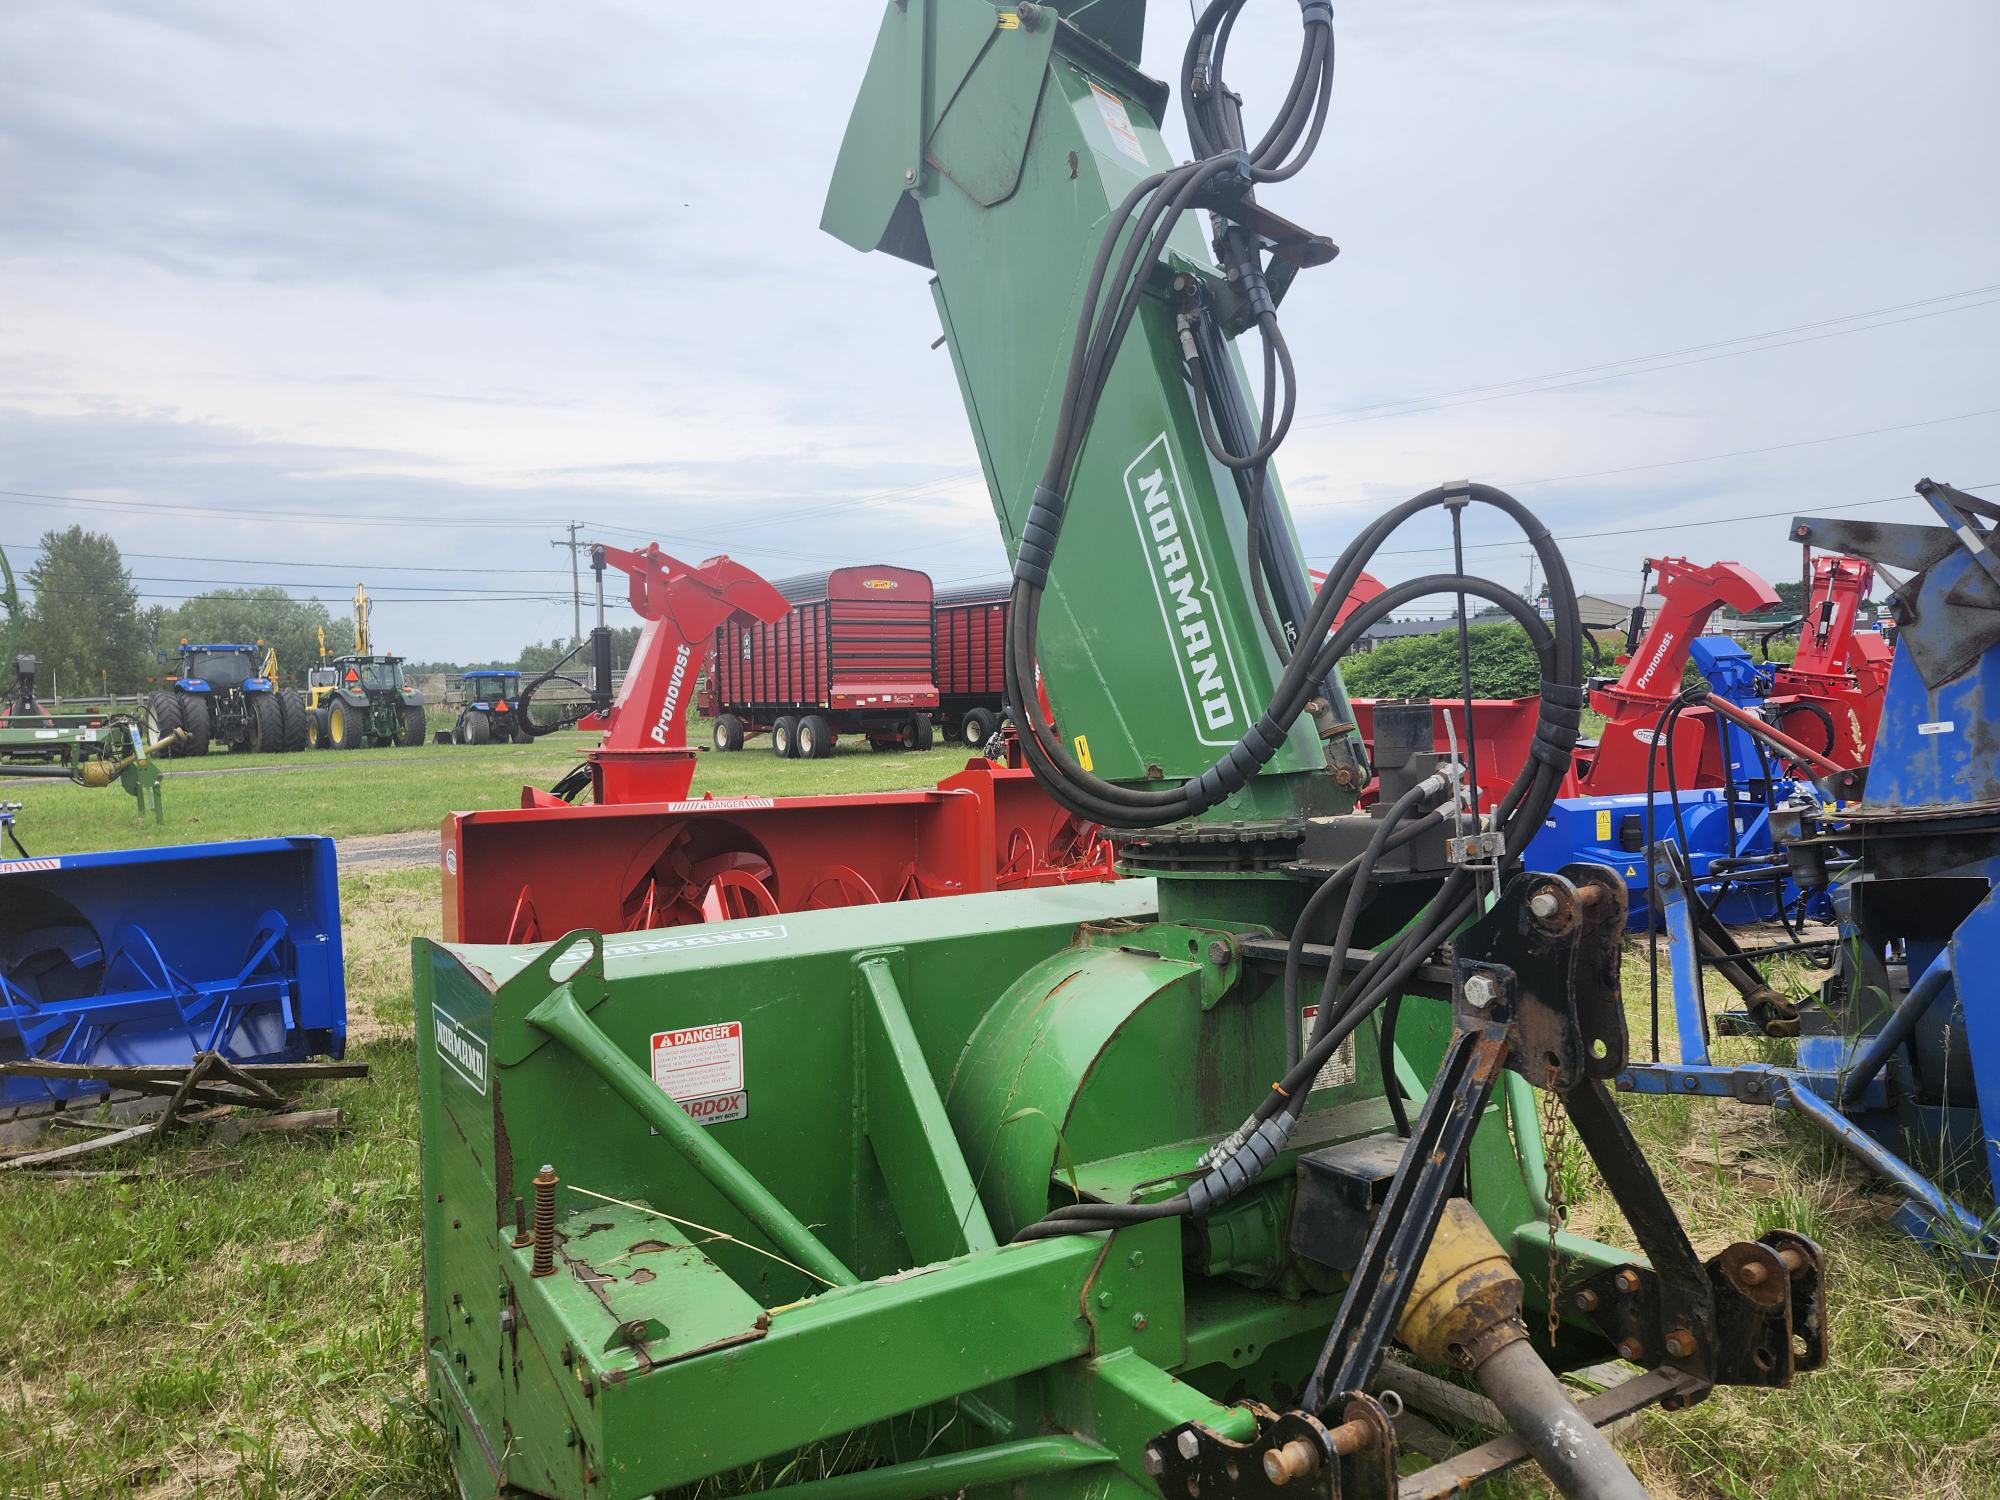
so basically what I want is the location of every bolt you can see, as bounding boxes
[512,1195,530,1249]
[560,1344,574,1367]
[1664,1328,1696,1360]
[1176,1430,1202,1461]
[1613,1268,1641,1295]
[1128,1250,1145,1269]
[903,168,917,184]
[1529,890,1561,921]
[1131,1312,1148,1332]
[1143,1448,1166,1478]
[1574,1289,1600,1312]
[1737,1261,1769,1287]
[1462,973,1500,1009]
[1264,1437,1319,1486]
[1207,938,1231,966]
[1616,1337,1646,1362]
[531,1164,559,1278]
[565,1428,578,1449]
[499,1308,516,1335]
[1096,1290,1114,1309]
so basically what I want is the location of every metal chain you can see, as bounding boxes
[1541,1059,1570,1345]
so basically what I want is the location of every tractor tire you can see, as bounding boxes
[898,715,933,752]
[960,707,998,748]
[797,714,834,760]
[513,715,533,744]
[771,715,799,758]
[277,690,308,752]
[248,693,283,754]
[305,707,328,750]
[712,714,744,752]
[179,695,213,756]
[464,710,493,746]
[869,736,899,753]
[328,698,365,750]
[144,692,184,757]
[401,704,428,746]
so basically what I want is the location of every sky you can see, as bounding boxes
[2,0,1996,662]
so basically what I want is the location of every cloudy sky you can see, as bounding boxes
[3,1,1995,661]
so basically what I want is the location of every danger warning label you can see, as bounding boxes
[651,1021,746,1127]
[1299,1007,1358,1093]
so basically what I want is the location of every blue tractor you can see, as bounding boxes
[446,669,533,745]
[145,642,306,756]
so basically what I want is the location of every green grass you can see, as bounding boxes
[4,736,1995,1497]
[0,868,450,1500]
[5,722,979,857]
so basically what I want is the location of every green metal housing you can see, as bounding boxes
[825,0,1340,823]
[417,880,1627,1498]
[415,5,1654,1496]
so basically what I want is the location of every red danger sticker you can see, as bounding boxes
[652,1021,744,1111]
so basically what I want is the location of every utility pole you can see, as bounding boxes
[551,522,584,645]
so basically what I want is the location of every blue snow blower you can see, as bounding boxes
[0,835,345,1106]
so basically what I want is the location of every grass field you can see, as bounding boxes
[0,733,1994,1498]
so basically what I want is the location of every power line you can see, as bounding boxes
[0,541,575,577]
[1293,280,2000,429]
[1309,480,1999,561]
[1292,405,2000,516]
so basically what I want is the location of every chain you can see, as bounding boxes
[1540,1058,1570,1345]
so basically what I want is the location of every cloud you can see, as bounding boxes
[0,0,1995,664]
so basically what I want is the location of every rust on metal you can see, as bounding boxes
[531,1164,559,1277]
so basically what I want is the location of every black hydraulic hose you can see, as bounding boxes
[1305,780,1448,1054]
[1282,802,1452,1070]
[1011,548,1577,830]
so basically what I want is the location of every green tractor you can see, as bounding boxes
[304,654,428,750]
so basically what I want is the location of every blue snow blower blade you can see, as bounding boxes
[0,837,344,1105]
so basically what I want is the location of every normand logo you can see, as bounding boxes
[1124,434,1245,745]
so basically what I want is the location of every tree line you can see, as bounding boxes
[0,527,643,698]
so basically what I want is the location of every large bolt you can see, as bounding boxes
[1207,938,1231,966]
[1142,1448,1165,1478]
[1463,973,1501,1009]
[1613,1268,1641,1295]
[1176,1430,1202,1461]
[1664,1328,1696,1360]
[1529,890,1561,921]
[1263,1438,1319,1486]
[1575,1288,1600,1312]
[511,1195,530,1249]
[1737,1260,1769,1287]
[530,1164,559,1278]
[1616,1337,1646,1362]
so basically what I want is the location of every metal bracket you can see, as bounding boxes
[1149,1395,1395,1499]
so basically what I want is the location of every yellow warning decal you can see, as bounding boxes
[1624,866,1637,878]
[996,10,1020,27]
[1074,734,1093,771]
[1595,808,1612,841]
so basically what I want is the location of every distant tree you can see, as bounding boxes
[517,627,644,676]
[1748,579,1806,619]
[20,527,150,695]
[152,588,338,688]
[1341,623,1545,699]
